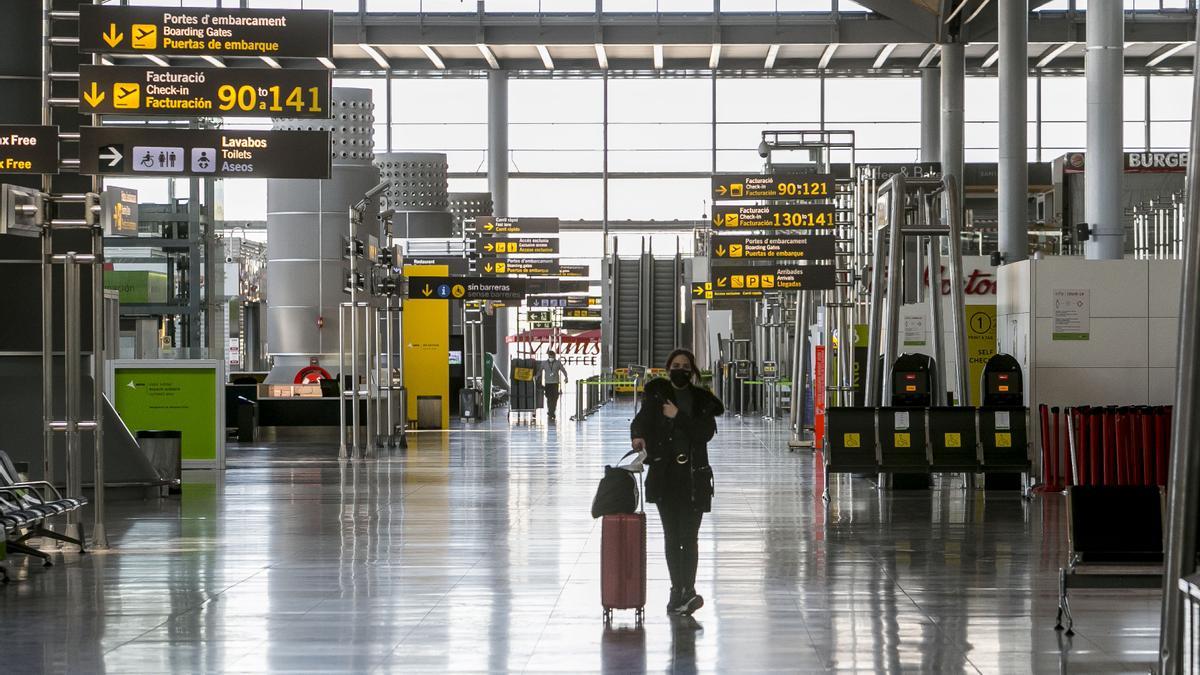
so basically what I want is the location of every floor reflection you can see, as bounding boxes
[0,402,1162,673]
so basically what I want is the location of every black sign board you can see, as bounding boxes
[711,204,836,230]
[711,234,836,261]
[711,173,833,201]
[562,320,601,332]
[406,256,470,275]
[79,6,332,58]
[480,258,559,277]
[691,282,713,300]
[0,125,59,175]
[564,308,602,320]
[79,65,329,119]
[80,127,330,179]
[101,186,139,236]
[709,264,838,297]
[557,280,592,293]
[558,264,590,278]
[407,276,528,301]
[478,237,559,256]
[475,216,559,236]
[528,295,600,309]
[526,311,553,323]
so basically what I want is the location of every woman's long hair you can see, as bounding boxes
[664,348,700,384]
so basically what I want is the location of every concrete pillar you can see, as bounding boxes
[940,43,965,221]
[1084,1,1125,259]
[920,68,941,163]
[998,0,1029,263]
[488,71,510,369]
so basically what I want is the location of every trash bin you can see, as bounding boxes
[417,396,442,430]
[136,430,182,495]
[459,388,481,421]
[236,397,258,443]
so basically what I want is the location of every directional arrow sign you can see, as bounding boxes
[99,145,124,170]
[476,237,559,256]
[558,264,589,278]
[0,125,60,175]
[712,203,836,229]
[691,282,713,300]
[474,216,559,236]
[79,65,330,119]
[709,264,838,297]
[407,276,528,301]
[711,173,833,201]
[710,234,837,261]
[79,6,333,58]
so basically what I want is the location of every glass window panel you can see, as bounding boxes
[105,178,171,204]
[510,150,603,172]
[604,0,714,10]
[366,0,476,10]
[778,0,833,9]
[825,78,919,122]
[610,233,693,256]
[333,77,388,122]
[965,77,1000,122]
[558,233,605,259]
[965,121,998,151]
[856,148,921,163]
[1034,0,1070,8]
[1151,121,1190,149]
[1039,121,1087,150]
[839,0,871,10]
[511,178,602,219]
[391,79,487,123]
[373,124,387,151]
[1150,76,1193,121]
[608,178,708,220]
[486,0,596,10]
[367,0,420,9]
[608,78,711,123]
[392,123,487,150]
[448,177,489,193]
[965,148,998,162]
[607,149,712,172]
[220,179,268,220]
[1125,122,1147,151]
[715,149,766,172]
[824,122,920,150]
[511,123,603,150]
[1125,75,1146,121]
[719,0,773,10]
[1040,76,1085,122]
[510,79,603,123]
[716,78,821,123]
[609,123,711,150]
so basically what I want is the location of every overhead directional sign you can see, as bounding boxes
[79,65,329,119]
[565,308,602,320]
[712,203,836,229]
[478,237,559,256]
[475,216,559,236]
[558,280,592,293]
[711,234,836,261]
[408,276,528,301]
[711,173,833,201]
[79,6,333,58]
[710,264,838,296]
[480,258,560,277]
[0,125,59,174]
[80,127,330,179]
[558,264,590,278]
[691,282,713,300]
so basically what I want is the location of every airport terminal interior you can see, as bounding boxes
[3,0,1200,673]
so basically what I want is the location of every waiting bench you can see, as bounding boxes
[0,450,88,577]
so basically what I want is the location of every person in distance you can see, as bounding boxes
[630,348,723,616]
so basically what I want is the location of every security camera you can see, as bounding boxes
[225,256,234,263]
[757,140,771,158]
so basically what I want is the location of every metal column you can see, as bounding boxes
[488,70,510,372]
[940,43,965,221]
[1158,31,1200,674]
[998,0,1029,264]
[1084,0,1125,260]
[920,68,941,163]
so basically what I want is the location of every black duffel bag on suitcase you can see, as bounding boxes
[591,450,643,518]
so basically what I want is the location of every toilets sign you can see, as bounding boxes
[80,127,330,179]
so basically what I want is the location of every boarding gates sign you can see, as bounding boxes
[79,6,333,58]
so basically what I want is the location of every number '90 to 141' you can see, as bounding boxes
[216,85,323,113]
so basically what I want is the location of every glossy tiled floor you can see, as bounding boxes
[1,399,1161,673]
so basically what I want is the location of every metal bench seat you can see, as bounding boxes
[0,451,88,564]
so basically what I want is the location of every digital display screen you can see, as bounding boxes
[987,372,1016,394]
[449,350,463,365]
[895,372,927,395]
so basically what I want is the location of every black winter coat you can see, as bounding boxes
[629,378,725,512]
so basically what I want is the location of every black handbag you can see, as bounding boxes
[591,450,641,518]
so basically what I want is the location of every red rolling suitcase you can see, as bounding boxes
[601,512,646,624]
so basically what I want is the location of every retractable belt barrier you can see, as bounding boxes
[1039,404,1173,491]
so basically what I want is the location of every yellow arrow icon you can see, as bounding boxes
[717,185,728,195]
[82,82,106,108]
[484,263,493,273]
[715,245,726,256]
[484,242,493,252]
[693,285,703,296]
[421,284,433,297]
[717,277,728,288]
[102,23,124,48]
[713,216,722,226]
[484,223,494,231]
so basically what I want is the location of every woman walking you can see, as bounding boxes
[630,348,723,616]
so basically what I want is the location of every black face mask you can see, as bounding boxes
[669,369,692,388]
